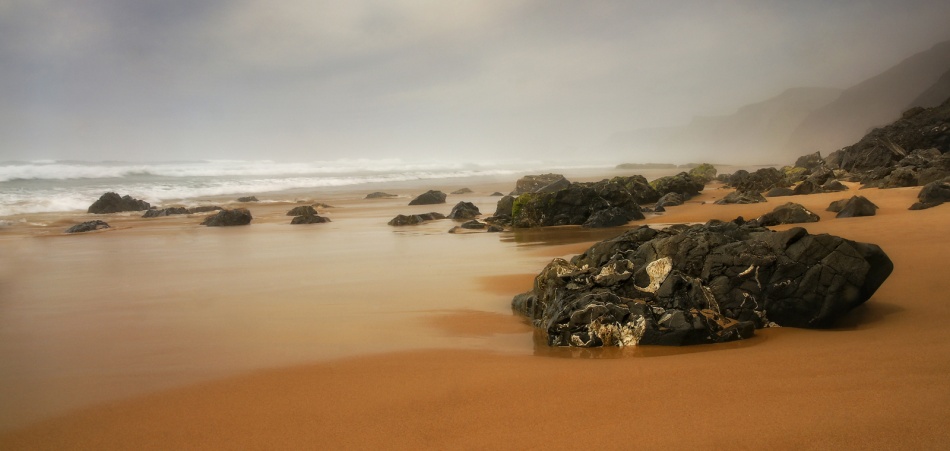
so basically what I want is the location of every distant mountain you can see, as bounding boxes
[605,87,842,164]
[785,40,950,155]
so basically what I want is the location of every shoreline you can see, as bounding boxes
[2,168,950,448]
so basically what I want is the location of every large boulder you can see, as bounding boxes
[605,175,659,204]
[291,215,331,224]
[446,201,481,220]
[87,192,150,214]
[650,172,705,198]
[730,167,788,193]
[236,196,259,202]
[909,176,950,210]
[408,190,447,206]
[511,183,644,228]
[201,208,252,226]
[828,196,878,218]
[287,206,318,216]
[688,163,718,184]
[512,220,893,347]
[65,220,111,234]
[511,174,569,195]
[765,187,796,197]
[794,151,825,170]
[753,203,820,226]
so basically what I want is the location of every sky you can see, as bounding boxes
[2,0,949,164]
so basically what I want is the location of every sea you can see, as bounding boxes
[0,158,614,217]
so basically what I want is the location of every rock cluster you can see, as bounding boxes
[87,192,151,214]
[909,177,950,210]
[752,203,820,226]
[287,206,331,224]
[513,220,892,347]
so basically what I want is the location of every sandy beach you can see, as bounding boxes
[2,168,949,449]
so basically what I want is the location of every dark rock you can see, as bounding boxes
[493,195,515,218]
[688,163,717,184]
[753,202,820,226]
[511,183,644,228]
[582,207,640,228]
[365,192,397,199]
[793,180,823,195]
[879,167,919,188]
[513,221,893,347]
[650,172,704,198]
[829,196,879,218]
[201,208,253,226]
[909,176,950,210]
[408,190,447,206]
[821,180,849,192]
[511,174,569,195]
[490,192,504,196]
[714,191,767,205]
[604,175,659,204]
[388,212,446,226]
[65,220,111,234]
[236,196,259,202]
[291,215,331,224]
[142,207,190,218]
[730,167,788,193]
[487,224,505,233]
[287,206,318,216]
[447,201,481,220]
[451,188,473,195]
[804,166,835,186]
[656,192,684,208]
[460,220,487,229]
[794,151,825,170]
[311,202,334,209]
[765,187,796,197]
[87,192,151,214]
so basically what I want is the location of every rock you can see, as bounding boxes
[753,202,820,226]
[460,220,487,229]
[408,190,447,206]
[687,163,717,184]
[446,201,481,220]
[493,195,515,218]
[512,174,569,195]
[236,196,259,202]
[87,192,151,214]
[829,196,879,218]
[604,175,659,204]
[142,207,190,218]
[909,176,950,210]
[794,151,825,170]
[287,206,318,216]
[804,166,836,186]
[582,207,640,228]
[365,192,397,199]
[65,220,111,234]
[201,208,252,226]
[487,224,505,233]
[490,192,504,196]
[792,180,823,195]
[730,167,788,193]
[879,167,919,188]
[511,183,644,228]
[765,187,796,197]
[650,172,705,198]
[388,212,446,226]
[821,180,849,192]
[451,188,473,195]
[714,190,766,205]
[656,192,684,208]
[513,221,893,347]
[291,215,331,224]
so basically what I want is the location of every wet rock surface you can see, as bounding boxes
[446,201,481,220]
[388,212,446,226]
[65,220,111,234]
[87,192,151,214]
[201,208,253,226]
[408,190,447,206]
[513,220,893,347]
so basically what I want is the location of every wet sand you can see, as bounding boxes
[2,171,950,449]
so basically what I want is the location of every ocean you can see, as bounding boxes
[0,159,612,217]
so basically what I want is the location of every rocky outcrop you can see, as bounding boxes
[365,192,397,199]
[727,167,788,193]
[512,220,893,347]
[446,202,480,220]
[828,196,878,218]
[753,203,820,226]
[509,181,645,228]
[65,220,111,234]
[512,174,569,195]
[236,196,259,202]
[388,212,446,226]
[714,191,766,205]
[655,192,684,208]
[909,176,950,210]
[408,190,447,206]
[650,172,705,198]
[765,187,796,197]
[688,163,717,184]
[201,209,252,226]
[87,192,151,214]
[287,206,318,216]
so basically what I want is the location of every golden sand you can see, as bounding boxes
[2,172,949,449]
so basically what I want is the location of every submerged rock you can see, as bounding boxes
[87,192,151,214]
[365,192,397,199]
[291,215,331,224]
[451,188,473,195]
[388,212,446,226]
[512,174,569,195]
[236,196,259,202]
[142,207,190,218]
[513,220,893,347]
[201,208,252,226]
[287,206,318,216]
[65,220,111,234]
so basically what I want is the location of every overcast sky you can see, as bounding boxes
[2,0,949,163]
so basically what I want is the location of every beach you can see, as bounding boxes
[2,168,950,449]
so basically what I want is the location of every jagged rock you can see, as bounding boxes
[828,196,879,218]
[513,220,893,347]
[909,176,950,210]
[311,202,334,209]
[236,196,259,202]
[765,187,796,197]
[201,208,252,226]
[650,172,705,198]
[821,180,849,192]
[291,215,331,224]
[753,203,820,226]
[451,188,473,195]
[87,192,151,214]
[408,190,447,206]
[365,192,397,199]
[447,201,481,220]
[65,220,111,234]
[142,207,190,218]
[388,212,446,226]
[793,180,823,195]
[879,167,919,188]
[783,166,809,184]
[511,174,569,195]
[804,166,835,186]
[794,151,825,170]
[656,192,684,208]
[653,204,666,212]
[714,191,766,205]
[729,167,788,193]
[287,206,318,216]
[582,207,640,228]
